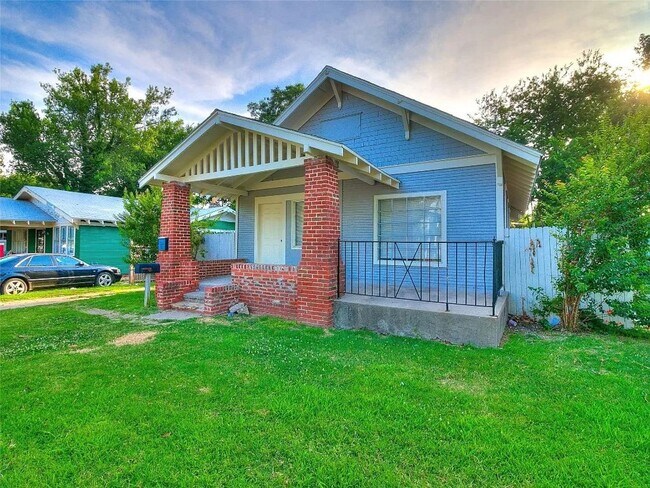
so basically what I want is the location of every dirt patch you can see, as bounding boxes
[69,347,98,354]
[111,331,157,346]
[198,386,212,394]
[80,307,159,325]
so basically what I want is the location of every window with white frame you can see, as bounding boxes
[53,226,75,256]
[291,201,304,248]
[375,192,445,262]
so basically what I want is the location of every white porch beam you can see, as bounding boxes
[180,156,306,183]
[191,181,249,197]
[154,173,248,196]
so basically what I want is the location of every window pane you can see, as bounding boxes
[376,194,444,261]
[55,255,80,266]
[28,255,53,266]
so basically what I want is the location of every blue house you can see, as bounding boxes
[139,66,541,346]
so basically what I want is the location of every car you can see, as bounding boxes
[0,253,122,295]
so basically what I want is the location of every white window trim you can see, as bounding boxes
[290,200,304,249]
[53,225,76,256]
[253,193,304,264]
[372,190,447,267]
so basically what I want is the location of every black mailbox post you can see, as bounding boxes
[135,262,160,307]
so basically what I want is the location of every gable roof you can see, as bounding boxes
[15,186,124,224]
[0,197,57,224]
[275,66,542,165]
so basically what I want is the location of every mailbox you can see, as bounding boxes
[158,237,169,252]
[135,263,160,274]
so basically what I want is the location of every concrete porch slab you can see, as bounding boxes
[333,293,508,347]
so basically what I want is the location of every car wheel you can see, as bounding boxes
[3,278,28,295]
[96,272,114,287]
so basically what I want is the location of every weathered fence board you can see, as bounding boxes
[199,232,236,260]
[504,227,561,316]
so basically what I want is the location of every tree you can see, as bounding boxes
[542,103,650,330]
[247,84,305,123]
[117,188,220,265]
[117,188,162,265]
[635,34,650,70]
[0,63,191,195]
[473,51,624,220]
[0,173,51,198]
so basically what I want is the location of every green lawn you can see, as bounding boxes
[0,282,144,303]
[1,292,649,486]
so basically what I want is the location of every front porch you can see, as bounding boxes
[141,111,398,327]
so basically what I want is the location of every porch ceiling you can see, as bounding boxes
[139,110,399,199]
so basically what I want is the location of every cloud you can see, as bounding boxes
[1,1,647,124]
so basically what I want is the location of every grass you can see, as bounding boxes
[1,292,649,487]
[0,282,144,303]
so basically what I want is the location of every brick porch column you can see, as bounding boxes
[156,181,199,309]
[296,156,340,327]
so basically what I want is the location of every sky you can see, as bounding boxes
[1,0,649,126]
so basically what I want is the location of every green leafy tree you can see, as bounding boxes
[543,104,650,330]
[0,172,50,198]
[635,33,650,70]
[0,63,191,195]
[117,188,163,265]
[117,188,220,264]
[473,51,624,220]
[247,84,305,123]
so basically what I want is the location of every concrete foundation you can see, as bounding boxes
[333,293,508,347]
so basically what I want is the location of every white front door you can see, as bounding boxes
[257,202,285,264]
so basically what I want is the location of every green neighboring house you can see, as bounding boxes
[0,186,129,273]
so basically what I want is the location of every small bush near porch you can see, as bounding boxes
[1,292,648,486]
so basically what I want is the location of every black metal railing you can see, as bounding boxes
[338,239,504,315]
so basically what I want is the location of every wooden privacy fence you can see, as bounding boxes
[199,232,236,260]
[504,227,561,317]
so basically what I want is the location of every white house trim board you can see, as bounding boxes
[253,192,304,264]
[495,150,505,240]
[381,154,497,175]
[372,190,447,267]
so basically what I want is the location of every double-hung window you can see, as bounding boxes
[375,191,446,264]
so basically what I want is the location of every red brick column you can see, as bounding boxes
[156,181,199,309]
[296,156,340,327]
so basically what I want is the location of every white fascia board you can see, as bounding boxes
[275,66,542,165]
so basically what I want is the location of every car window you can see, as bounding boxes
[27,255,54,267]
[54,255,82,266]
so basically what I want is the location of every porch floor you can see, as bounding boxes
[198,276,232,289]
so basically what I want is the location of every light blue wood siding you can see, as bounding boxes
[340,164,497,297]
[237,185,304,265]
[300,93,484,167]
